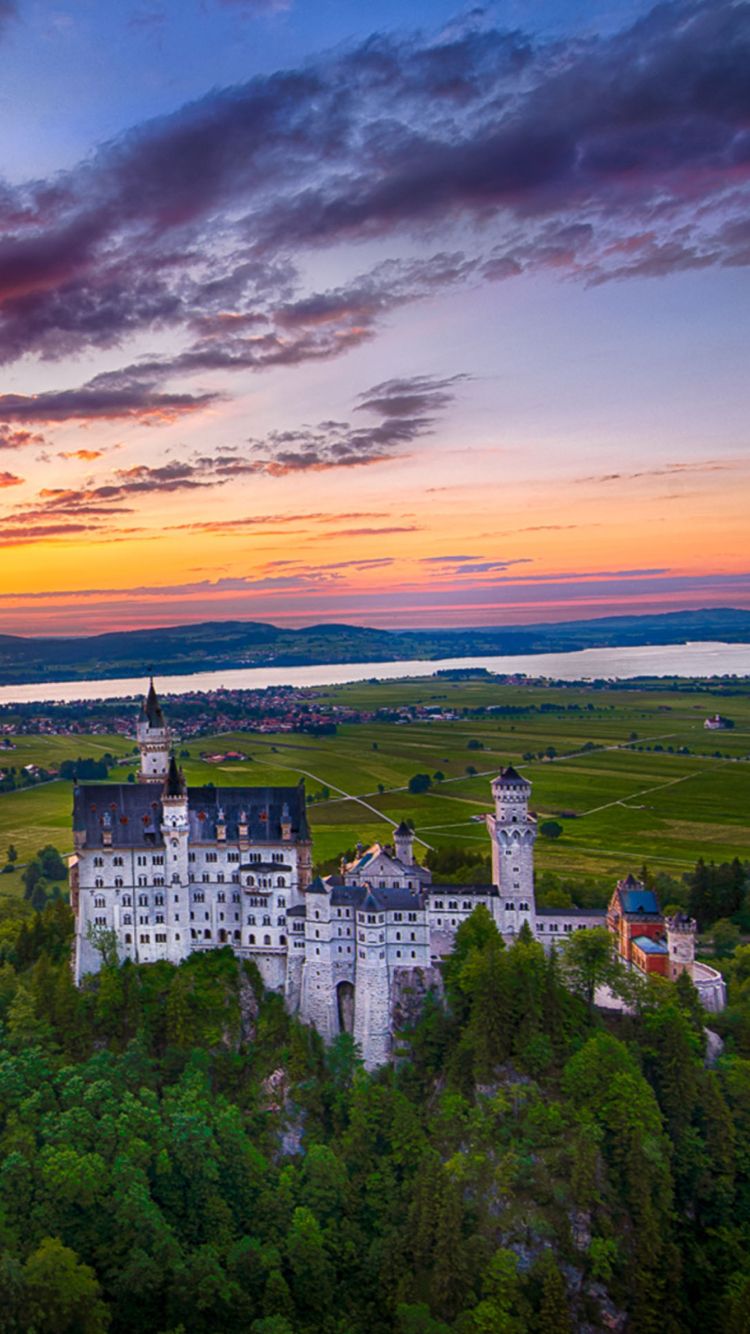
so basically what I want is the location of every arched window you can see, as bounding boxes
[249,933,256,944]
[124,933,132,944]
[264,934,271,946]
[277,876,285,886]
[280,934,286,945]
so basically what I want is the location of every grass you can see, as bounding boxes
[0,676,748,887]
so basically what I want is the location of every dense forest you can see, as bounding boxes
[0,898,749,1333]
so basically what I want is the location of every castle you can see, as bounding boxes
[70,682,724,1068]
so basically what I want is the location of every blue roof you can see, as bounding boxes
[619,888,660,915]
[631,935,668,955]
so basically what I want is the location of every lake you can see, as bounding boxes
[0,639,749,705]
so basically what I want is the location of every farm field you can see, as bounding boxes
[1,675,749,894]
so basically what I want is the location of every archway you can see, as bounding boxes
[337,980,355,1035]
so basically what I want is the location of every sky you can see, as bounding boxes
[0,0,749,636]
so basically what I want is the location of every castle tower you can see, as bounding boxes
[159,756,190,963]
[666,911,696,982]
[353,890,392,1071]
[299,878,338,1043]
[487,766,537,937]
[137,679,170,783]
[393,821,414,867]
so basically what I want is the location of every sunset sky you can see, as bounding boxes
[0,0,748,635]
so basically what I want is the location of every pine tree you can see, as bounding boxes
[536,1258,571,1334]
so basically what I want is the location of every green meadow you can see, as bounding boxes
[1,676,749,891]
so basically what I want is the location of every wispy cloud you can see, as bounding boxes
[0,1,747,380]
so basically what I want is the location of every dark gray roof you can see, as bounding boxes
[428,884,499,897]
[330,884,368,908]
[357,885,426,912]
[186,784,310,843]
[394,821,413,836]
[140,679,165,729]
[287,904,306,917]
[306,876,329,895]
[165,756,185,797]
[74,780,310,848]
[497,765,530,786]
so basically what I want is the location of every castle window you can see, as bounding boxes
[156,914,164,925]
[394,912,402,921]
[154,876,165,886]
[217,873,225,883]
[277,916,285,926]
[396,932,401,941]
[123,914,132,925]
[125,934,132,944]
[411,932,416,941]
[280,935,286,945]
[138,894,148,906]
[206,853,217,863]
[94,857,104,867]
[218,891,225,903]
[232,892,240,902]
[227,852,239,862]
[155,893,164,905]
[448,901,458,911]
[278,896,286,908]
[140,934,150,944]
[277,876,285,887]
[204,912,209,921]
[505,903,514,912]
[436,919,441,926]
[94,916,107,926]
[152,855,164,865]
[520,902,529,911]
[264,935,271,946]
[396,950,401,958]
[411,951,415,958]
[249,934,255,944]
[462,902,472,911]
[263,915,271,926]
[232,873,239,883]
[155,933,167,943]
[202,873,210,883]
[189,874,195,882]
[122,894,132,906]
[407,912,417,922]
[189,853,196,862]
[194,892,205,903]
[434,901,443,910]
[138,876,147,887]
[94,896,106,908]
[538,922,545,931]
[359,950,365,959]
[113,856,124,867]
[95,878,104,889]
[204,929,211,939]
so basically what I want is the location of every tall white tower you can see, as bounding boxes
[487,766,537,937]
[137,679,170,783]
[160,756,191,964]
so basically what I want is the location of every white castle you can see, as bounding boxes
[75,682,720,1068]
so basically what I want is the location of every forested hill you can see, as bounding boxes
[1,900,750,1333]
[0,606,749,685]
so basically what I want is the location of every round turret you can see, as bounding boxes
[666,910,696,981]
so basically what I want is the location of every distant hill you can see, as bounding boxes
[0,606,748,685]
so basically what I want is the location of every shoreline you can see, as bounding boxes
[0,639,749,705]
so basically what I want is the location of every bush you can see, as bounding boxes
[540,821,563,841]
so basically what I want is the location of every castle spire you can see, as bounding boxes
[136,677,170,783]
